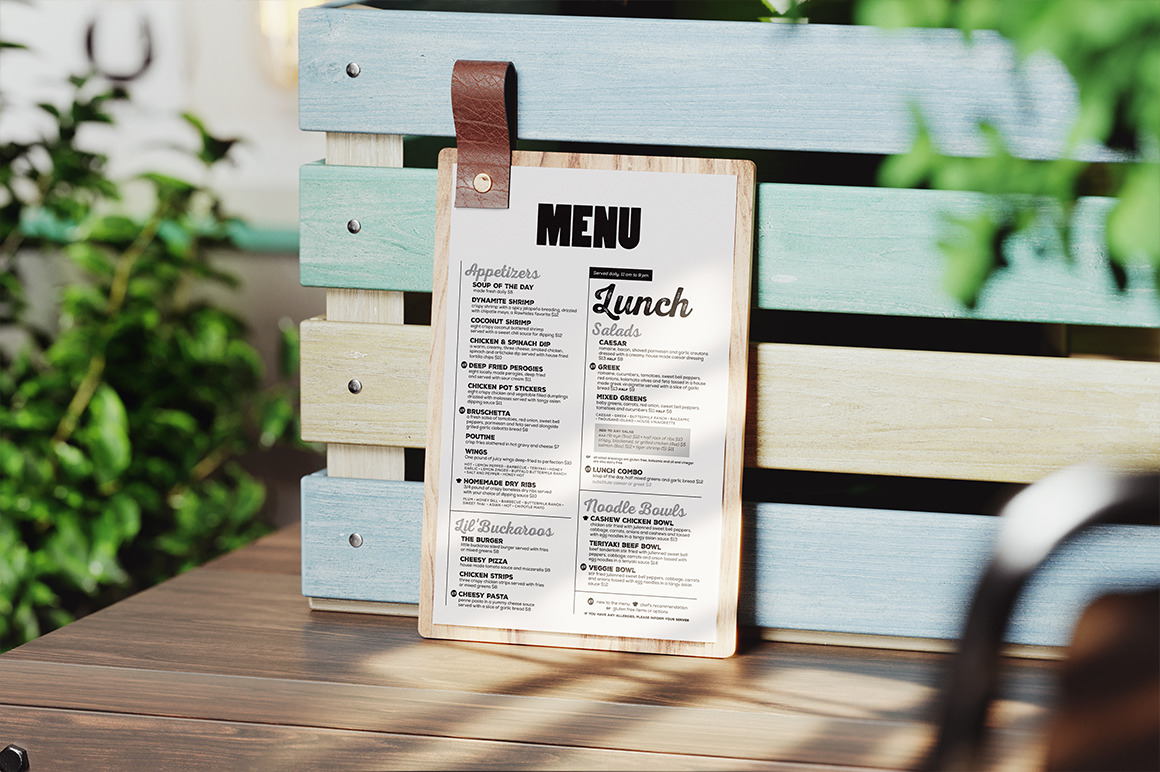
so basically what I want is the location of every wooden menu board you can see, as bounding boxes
[421,149,754,657]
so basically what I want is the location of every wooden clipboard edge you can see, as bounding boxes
[719,156,756,658]
[418,149,456,641]
[421,148,756,658]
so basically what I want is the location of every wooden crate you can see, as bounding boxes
[296,6,1160,651]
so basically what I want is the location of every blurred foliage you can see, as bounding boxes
[858,0,1160,306]
[760,0,808,22]
[0,58,305,651]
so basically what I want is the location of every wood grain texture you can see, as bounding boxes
[3,528,1058,709]
[0,529,1059,770]
[325,287,405,323]
[295,599,1065,660]
[319,132,407,481]
[755,187,1158,326]
[297,165,1159,326]
[301,474,1160,647]
[0,705,837,772]
[417,149,755,658]
[325,442,406,480]
[300,317,430,446]
[749,344,1160,482]
[0,664,931,769]
[722,156,758,656]
[300,162,435,292]
[302,474,422,601]
[298,8,1114,162]
[299,320,1160,482]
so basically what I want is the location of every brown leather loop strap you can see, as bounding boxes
[451,60,517,209]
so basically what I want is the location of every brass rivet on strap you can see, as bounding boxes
[473,172,492,193]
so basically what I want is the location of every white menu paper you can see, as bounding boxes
[425,156,750,652]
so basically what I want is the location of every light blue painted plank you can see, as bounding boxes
[1014,526,1160,645]
[301,471,421,602]
[298,163,1158,326]
[756,186,1160,326]
[299,162,435,293]
[300,472,1160,646]
[299,8,1111,161]
[751,503,1160,645]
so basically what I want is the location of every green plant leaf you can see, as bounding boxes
[52,441,92,479]
[140,172,196,195]
[183,112,240,166]
[81,384,132,485]
[157,218,195,258]
[105,492,142,542]
[940,212,1002,307]
[89,214,142,244]
[41,517,99,594]
[257,395,295,448]
[65,242,115,277]
[27,579,59,608]
[879,111,936,188]
[1107,162,1160,269]
[277,318,300,379]
[0,439,25,480]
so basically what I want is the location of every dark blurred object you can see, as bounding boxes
[0,745,29,772]
[930,465,1159,771]
[85,15,153,83]
[1045,587,1159,771]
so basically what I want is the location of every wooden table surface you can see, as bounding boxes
[0,525,1057,770]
